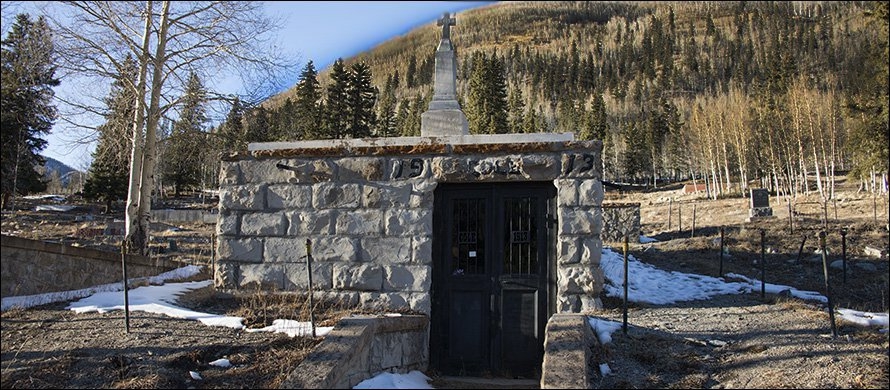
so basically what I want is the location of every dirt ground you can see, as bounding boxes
[1,180,888,389]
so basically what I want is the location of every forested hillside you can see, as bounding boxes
[219,1,888,199]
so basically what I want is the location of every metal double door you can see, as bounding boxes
[431,182,555,378]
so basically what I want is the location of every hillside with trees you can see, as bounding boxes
[4,1,885,221]
[243,1,887,201]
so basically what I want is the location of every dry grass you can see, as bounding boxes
[233,289,356,328]
[596,328,711,389]
[225,286,423,329]
[111,374,167,389]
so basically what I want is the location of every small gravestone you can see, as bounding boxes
[747,188,774,221]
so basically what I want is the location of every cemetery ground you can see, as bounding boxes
[2,179,888,389]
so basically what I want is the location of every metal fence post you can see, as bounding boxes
[121,240,130,333]
[788,199,794,234]
[840,228,847,285]
[760,229,765,300]
[622,235,629,335]
[819,231,837,338]
[668,198,673,230]
[718,227,724,277]
[305,239,316,338]
[795,235,807,263]
[678,204,682,233]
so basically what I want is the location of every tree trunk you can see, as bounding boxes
[722,142,732,195]
[813,144,824,199]
[135,0,171,254]
[803,92,825,201]
[125,0,153,255]
[710,163,719,200]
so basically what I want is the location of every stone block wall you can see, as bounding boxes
[1,234,179,298]
[601,203,641,244]
[216,137,603,314]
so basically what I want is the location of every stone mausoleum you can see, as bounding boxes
[214,13,603,377]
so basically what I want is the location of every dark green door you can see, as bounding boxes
[431,182,555,378]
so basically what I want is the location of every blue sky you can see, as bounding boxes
[266,1,491,72]
[2,1,491,170]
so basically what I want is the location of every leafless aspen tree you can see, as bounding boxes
[50,1,296,254]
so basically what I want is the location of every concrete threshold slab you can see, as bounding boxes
[431,375,539,389]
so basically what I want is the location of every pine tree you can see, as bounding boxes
[395,98,411,136]
[244,105,273,143]
[558,97,583,135]
[706,12,717,37]
[623,121,648,181]
[275,97,297,141]
[83,55,137,213]
[0,14,58,209]
[508,86,525,133]
[466,53,509,134]
[161,72,208,196]
[406,54,417,89]
[323,58,349,138]
[568,40,580,97]
[523,104,538,133]
[579,92,607,141]
[218,97,245,152]
[392,69,401,89]
[294,60,322,139]
[417,54,434,86]
[402,93,425,137]
[376,75,397,137]
[346,62,377,138]
[489,54,509,134]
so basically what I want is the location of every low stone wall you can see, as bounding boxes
[1,234,179,298]
[540,314,596,389]
[280,315,428,389]
[153,209,217,224]
[601,203,640,244]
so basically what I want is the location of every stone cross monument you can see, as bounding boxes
[438,12,455,40]
[421,12,469,136]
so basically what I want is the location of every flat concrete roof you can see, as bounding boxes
[247,133,575,151]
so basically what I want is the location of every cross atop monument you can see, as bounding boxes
[437,12,456,40]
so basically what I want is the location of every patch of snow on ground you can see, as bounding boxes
[244,319,334,337]
[353,370,433,389]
